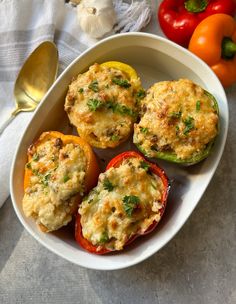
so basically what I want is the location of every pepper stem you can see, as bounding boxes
[184,0,208,13]
[222,37,236,60]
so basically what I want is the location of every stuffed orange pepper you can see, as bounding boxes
[22,131,99,232]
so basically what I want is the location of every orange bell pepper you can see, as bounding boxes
[189,14,236,87]
[24,131,99,198]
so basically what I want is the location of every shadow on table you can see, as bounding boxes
[0,196,24,273]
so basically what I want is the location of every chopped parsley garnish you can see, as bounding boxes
[136,89,146,101]
[115,104,136,117]
[88,80,99,92]
[99,231,109,244]
[63,175,70,183]
[78,88,84,93]
[26,162,31,169]
[111,135,119,141]
[196,100,201,111]
[32,153,39,161]
[140,127,148,134]
[123,195,140,217]
[103,178,115,192]
[87,98,136,117]
[175,125,180,135]
[42,173,51,186]
[32,169,39,175]
[169,111,182,119]
[139,160,150,171]
[87,98,102,111]
[112,77,131,88]
[183,116,195,135]
[105,101,136,118]
[151,182,157,190]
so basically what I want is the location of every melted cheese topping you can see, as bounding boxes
[133,79,218,160]
[22,136,87,232]
[79,158,164,251]
[65,63,141,148]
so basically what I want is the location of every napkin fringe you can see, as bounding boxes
[113,0,152,33]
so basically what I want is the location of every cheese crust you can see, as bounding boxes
[65,63,141,148]
[79,157,165,251]
[133,79,219,160]
[23,136,87,232]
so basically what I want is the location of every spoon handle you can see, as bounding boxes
[0,109,18,135]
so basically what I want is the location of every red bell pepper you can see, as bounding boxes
[75,151,170,254]
[158,0,236,47]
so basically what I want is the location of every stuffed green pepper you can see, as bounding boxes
[133,79,219,165]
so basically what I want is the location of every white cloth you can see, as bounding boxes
[0,0,151,207]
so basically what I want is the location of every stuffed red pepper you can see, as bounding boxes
[75,151,169,254]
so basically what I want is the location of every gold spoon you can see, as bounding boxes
[0,41,58,134]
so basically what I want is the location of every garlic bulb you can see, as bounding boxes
[77,0,117,38]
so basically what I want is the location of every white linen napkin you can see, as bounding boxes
[0,0,151,207]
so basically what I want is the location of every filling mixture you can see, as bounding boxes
[23,136,87,232]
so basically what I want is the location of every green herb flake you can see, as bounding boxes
[196,100,201,111]
[26,162,31,169]
[136,89,146,101]
[99,231,109,244]
[88,80,99,92]
[183,116,195,135]
[32,169,39,176]
[140,127,148,134]
[32,153,39,161]
[78,88,84,93]
[42,173,51,186]
[115,104,136,117]
[111,135,119,141]
[151,182,157,190]
[87,99,102,111]
[103,178,114,192]
[105,101,136,118]
[112,77,131,88]
[139,160,150,172]
[169,111,182,119]
[175,125,180,135]
[123,195,140,217]
[63,175,70,183]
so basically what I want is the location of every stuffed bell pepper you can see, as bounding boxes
[75,151,169,254]
[22,131,99,232]
[133,79,219,165]
[65,61,145,149]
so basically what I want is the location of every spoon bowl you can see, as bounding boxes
[0,41,58,133]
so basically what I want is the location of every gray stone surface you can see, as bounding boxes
[1,1,236,303]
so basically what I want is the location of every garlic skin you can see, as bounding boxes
[77,0,117,38]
